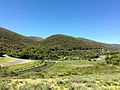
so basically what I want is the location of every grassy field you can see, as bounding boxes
[0,58,14,64]
[7,60,45,74]
[1,59,120,90]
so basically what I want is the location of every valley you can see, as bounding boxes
[0,28,120,90]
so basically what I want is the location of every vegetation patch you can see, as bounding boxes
[0,58,13,64]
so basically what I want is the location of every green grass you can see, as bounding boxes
[8,60,44,73]
[1,59,120,90]
[0,58,13,64]
[15,60,120,90]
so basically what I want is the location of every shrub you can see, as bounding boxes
[106,58,120,65]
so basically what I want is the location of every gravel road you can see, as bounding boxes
[1,55,32,67]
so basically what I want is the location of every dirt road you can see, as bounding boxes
[1,55,32,67]
[12,62,55,76]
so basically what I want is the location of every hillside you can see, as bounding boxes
[41,34,114,51]
[110,44,120,49]
[28,36,43,41]
[0,27,118,59]
[0,27,39,51]
[0,28,114,51]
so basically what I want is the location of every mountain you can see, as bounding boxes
[0,27,114,51]
[0,27,118,59]
[41,34,115,51]
[28,36,43,41]
[0,27,39,51]
[110,44,120,49]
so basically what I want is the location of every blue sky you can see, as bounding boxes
[0,0,120,44]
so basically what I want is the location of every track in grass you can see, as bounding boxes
[11,62,55,76]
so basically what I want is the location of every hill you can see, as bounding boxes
[110,44,120,49]
[41,34,114,51]
[0,27,39,51]
[0,27,118,59]
[28,36,43,41]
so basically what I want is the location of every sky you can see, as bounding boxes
[0,0,120,44]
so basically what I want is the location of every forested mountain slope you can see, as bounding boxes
[0,27,118,59]
[41,34,115,51]
[28,36,43,41]
[110,44,120,50]
[0,27,40,51]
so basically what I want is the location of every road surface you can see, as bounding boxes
[0,55,32,67]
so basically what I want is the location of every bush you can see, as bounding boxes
[0,51,4,57]
[106,58,120,65]
[105,53,120,65]
[0,81,10,90]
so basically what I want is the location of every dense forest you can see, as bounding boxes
[0,27,119,60]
